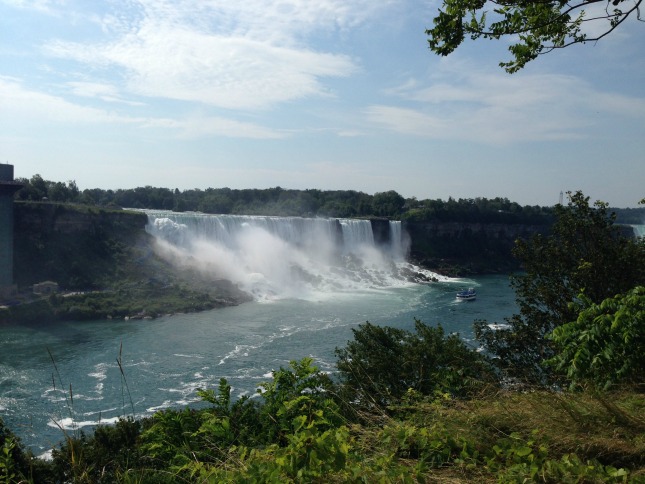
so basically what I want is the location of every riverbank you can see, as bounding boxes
[0,279,251,324]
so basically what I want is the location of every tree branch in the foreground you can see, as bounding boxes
[426,0,643,72]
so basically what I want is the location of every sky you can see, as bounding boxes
[1,0,644,208]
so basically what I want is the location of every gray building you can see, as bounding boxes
[0,164,22,295]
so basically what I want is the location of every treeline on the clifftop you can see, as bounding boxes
[15,174,645,223]
[15,174,558,222]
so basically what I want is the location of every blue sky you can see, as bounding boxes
[1,0,643,207]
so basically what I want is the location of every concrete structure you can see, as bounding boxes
[33,281,59,296]
[0,164,23,296]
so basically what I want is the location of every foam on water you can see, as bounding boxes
[219,345,255,365]
[147,400,174,413]
[48,416,122,431]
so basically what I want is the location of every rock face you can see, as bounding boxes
[15,202,147,237]
[5,202,250,321]
[405,221,547,239]
[13,202,148,289]
[369,218,392,245]
[12,203,555,282]
[403,221,549,275]
[12,203,552,286]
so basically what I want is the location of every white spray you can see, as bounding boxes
[144,211,437,301]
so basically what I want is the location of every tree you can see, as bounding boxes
[335,320,497,411]
[548,286,645,389]
[426,0,644,72]
[30,174,49,199]
[199,192,234,214]
[372,190,405,217]
[48,181,70,202]
[14,174,48,201]
[474,191,645,382]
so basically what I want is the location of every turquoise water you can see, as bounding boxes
[1,275,515,454]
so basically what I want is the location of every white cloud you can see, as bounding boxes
[336,130,365,137]
[1,0,65,15]
[367,63,645,143]
[144,115,288,139]
[0,76,137,124]
[49,32,355,110]
[66,81,145,105]
[131,0,394,41]
[365,105,444,137]
[0,77,286,138]
[41,0,395,110]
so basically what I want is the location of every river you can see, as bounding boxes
[1,211,519,453]
[1,275,516,454]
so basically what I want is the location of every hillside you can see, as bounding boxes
[1,202,250,323]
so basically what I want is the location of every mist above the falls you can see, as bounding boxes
[145,212,432,301]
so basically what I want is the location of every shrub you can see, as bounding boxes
[335,319,498,412]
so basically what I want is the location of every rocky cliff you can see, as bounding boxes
[12,203,552,285]
[403,221,549,275]
[4,202,249,321]
[13,202,148,288]
[15,201,147,236]
[5,203,557,322]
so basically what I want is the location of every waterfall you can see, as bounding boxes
[338,219,374,253]
[143,211,432,301]
[630,224,645,238]
[389,221,404,261]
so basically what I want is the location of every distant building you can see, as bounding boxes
[33,281,59,296]
[0,164,23,298]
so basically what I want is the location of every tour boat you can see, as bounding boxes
[456,288,476,301]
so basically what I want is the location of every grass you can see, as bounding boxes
[392,387,645,480]
[3,362,644,483]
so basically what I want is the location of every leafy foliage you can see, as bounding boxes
[133,358,342,481]
[0,418,54,483]
[0,419,29,484]
[426,0,644,72]
[487,431,630,482]
[3,353,644,482]
[335,319,498,411]
[548,286,645,389]
[402,195,552,224]
[255,358,343,445]
[14,174,561,224]
[51,418,143,484]
[475,191,645,382]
